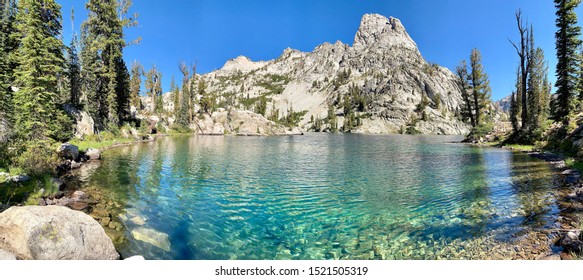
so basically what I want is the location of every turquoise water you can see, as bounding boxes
[78,134,560,260]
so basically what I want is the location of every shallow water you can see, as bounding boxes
[78,134,561,260]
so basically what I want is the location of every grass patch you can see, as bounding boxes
[168,125,192,135]
[502,144,535,152]
[69,137,134,153]
[565,158,583,172]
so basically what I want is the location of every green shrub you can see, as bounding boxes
[406,126,421,135]
[169,125,192,134]
[99,131,116,141]
[471,122,494,138]
[16,139,60,176]
[566,158,583,172]
[156,122,167,134]
[49,109,74,142]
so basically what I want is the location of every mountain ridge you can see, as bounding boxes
[184,13,471,135]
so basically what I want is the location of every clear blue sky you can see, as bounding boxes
[56,0,582,101]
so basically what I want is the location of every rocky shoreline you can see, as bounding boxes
[474,146,583,260]
[0,134,163,260]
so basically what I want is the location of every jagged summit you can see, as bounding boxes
[220,55,267,73]
[353,14,418,52]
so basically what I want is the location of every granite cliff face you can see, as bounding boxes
[196,14,471,135]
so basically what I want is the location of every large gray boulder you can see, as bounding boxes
[0,206,119,260]
[57,143,79,161]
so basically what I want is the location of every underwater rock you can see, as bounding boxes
[130,216,147,226]
[131,227,171,252]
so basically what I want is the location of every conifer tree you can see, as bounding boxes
[553,0,582,126]
[145,65,162,113]
[129,60,143,110]
[67,33,81,107]
[0,0,17,139]
[176,62,190,126]
[526,44,548,134]
[115,58,131,121]
[327,103,337,132]
[170,75,178,114]
[12,0,71,141]
[456,60,475,127]
[510,68,522,133]
[469,48,491,127]
[81,0,135,130]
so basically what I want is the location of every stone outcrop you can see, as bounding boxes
[192,109,302,136]
[0,206,119,260]
[63,104,95,139]
[196,13,471,135]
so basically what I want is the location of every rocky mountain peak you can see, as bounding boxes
[353,14,418,52]
[220,55,267,73]
[198,13,470,135]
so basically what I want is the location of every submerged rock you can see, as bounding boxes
[0,206,119,260]
[130,216,147,226]
[131,227,171,252]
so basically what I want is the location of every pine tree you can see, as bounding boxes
[176,62,190,126]
[541,74,551,123]
[0,0,17,140]
[197,78,207,113]
[145,65,162,113]
[553,0,582,126]
[67,33,81,107]
[510,68,522,133]
[170,75,178,114]
[12,0,71,141]
[115,57,131,121]
[255,95,267,116]
[469,48,491,128]
[129,60,143,110]
[526,45,548,134]
[327,103,337,133]
[59,8,81,107]
[455,60,475,127]
[81,0,134,130]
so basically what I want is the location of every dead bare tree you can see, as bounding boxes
[509,9,531,131]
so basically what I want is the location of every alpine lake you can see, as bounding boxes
[69,133,573,260]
